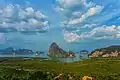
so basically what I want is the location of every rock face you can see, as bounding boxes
[48,42,75,58]
[89,45,120,58]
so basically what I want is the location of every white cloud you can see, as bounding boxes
[35,11,47,19]
[18,7,47,20]
[82,24,97,28]
[56,0,95,9]
[64,31,80,43]
[64,25,120,43]
[68,5,104,25]
[56,0,81,8]
[87,5,103,16]
[3,4,14,18]
[72,11,81,16]
[55,0,96,14]
[25,7,34,13]
[79,25,117,39]
[55,6,64,12]
[0,4,50,33]
[82,0,95,8]
[55,0,104,31]
[28,18,39,25]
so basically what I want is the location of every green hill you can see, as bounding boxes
[89,45,120,57]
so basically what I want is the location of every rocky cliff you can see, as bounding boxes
[48,42,75,58]
[89,45,120,57]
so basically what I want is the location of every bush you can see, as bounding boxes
[28,71,48,80]
[1,68,120,80]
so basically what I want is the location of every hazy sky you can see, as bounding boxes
[0,0,120,52]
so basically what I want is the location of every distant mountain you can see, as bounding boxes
[0,47,14,55]
[0,47,33,55]
[48,42,75,58]
[89,45,120,57]
[14,49,33,55]
[80,50,89,54]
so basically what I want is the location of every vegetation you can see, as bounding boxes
[0,57,120,79]
[89,45,120,57]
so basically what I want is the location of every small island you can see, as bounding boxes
[48,42,75,58]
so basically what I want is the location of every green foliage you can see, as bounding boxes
[90,46,120,56]
[28,71,48,80]
[1,57,120,80]
[0,68,29,80]
[1,68,120,80]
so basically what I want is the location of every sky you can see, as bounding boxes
[0,0,120,52]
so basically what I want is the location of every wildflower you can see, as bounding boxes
[82,76,93,80]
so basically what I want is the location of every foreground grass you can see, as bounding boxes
[0,57,120,80]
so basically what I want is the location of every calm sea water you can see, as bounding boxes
[58,53,88,62]
[0,53,88,62]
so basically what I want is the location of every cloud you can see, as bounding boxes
[82,0,95,8]
[82,24,97,28]
[55,0,104,27]
[79,25,116,39]
[55,0,120,43]
[0,3,50,33]
[56,0,81,8]
[68,5,103,25]
[56,0,95,9]
[87,5,103,16]
[64,25,120,43]
[72,11,81,16]
[64,31,80,43]
[54,6,64,12]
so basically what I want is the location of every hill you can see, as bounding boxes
[48,42,75,58]
[0,47,33,55]
[89,45,120,57]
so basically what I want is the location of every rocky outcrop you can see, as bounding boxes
[80,50,89,54]
[48,42,75,58]
[102,51,120,57]
[68,51,76,57]
[89,45,120,58]
[89,51,104,57]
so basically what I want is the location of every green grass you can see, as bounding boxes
[0,57,120,76]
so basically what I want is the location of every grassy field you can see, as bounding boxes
[0,57,120,80]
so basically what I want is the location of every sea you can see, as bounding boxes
[0,53,88,62]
